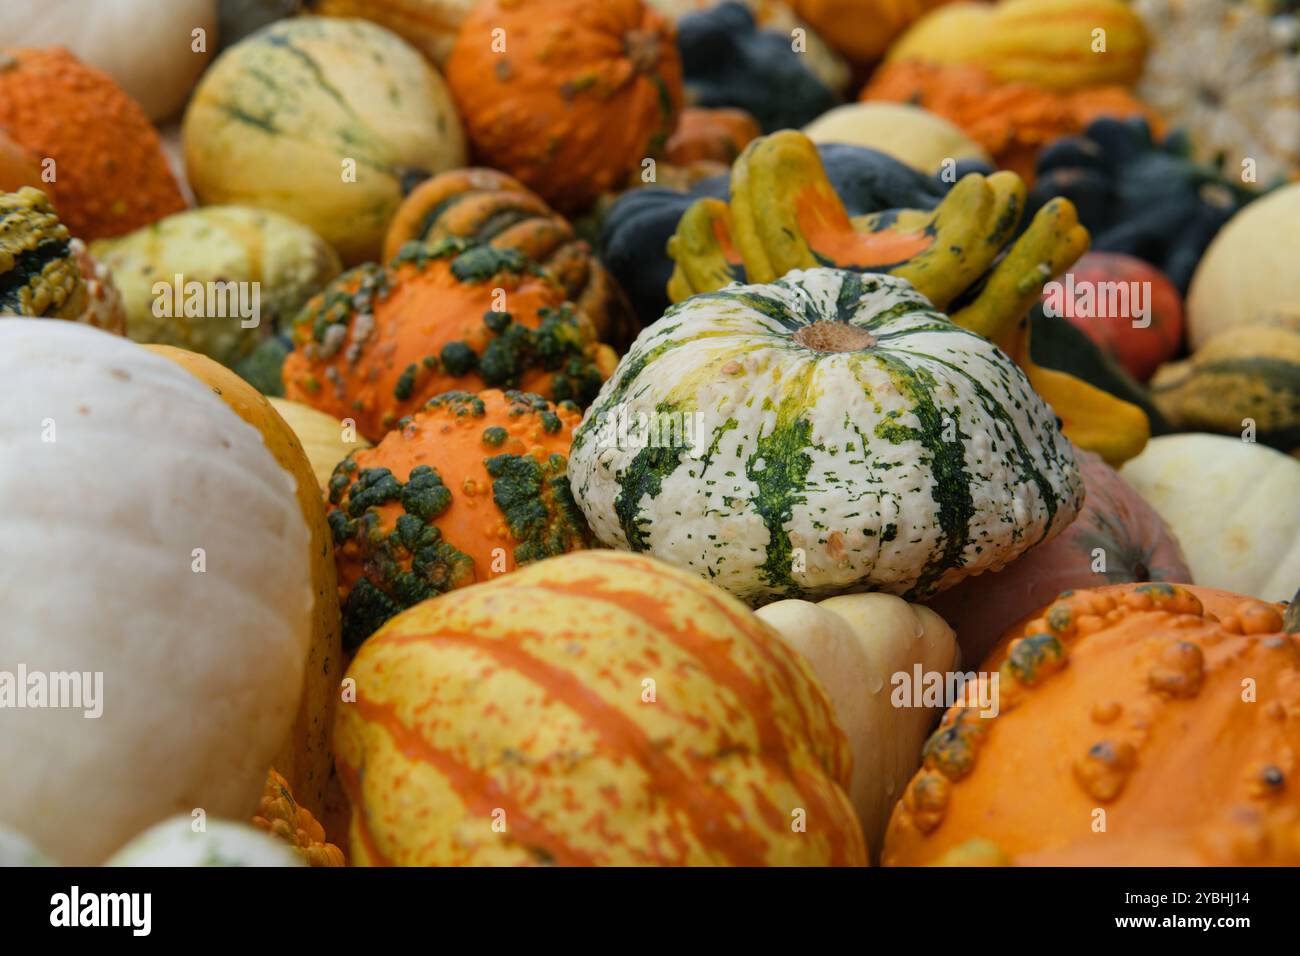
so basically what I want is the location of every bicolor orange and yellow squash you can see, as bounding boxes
[446,0,684,212]
[147,345,344,821]
[326,389,592,650]
[334,550,867,866]
[885,582,1300,866]
[282,239,617,443]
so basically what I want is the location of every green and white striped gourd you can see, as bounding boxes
[568,268,1085,605]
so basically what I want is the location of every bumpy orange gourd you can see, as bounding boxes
[335,549,867,866]
[252,769,347,867]
[861,61,1160,182]
[382,169,633,345]
[147,346,344,822]
[282,240,617,443]
[446,0,684,212]
[885,582,1300,866]
[326,389,593,650]
[0,48,184,239]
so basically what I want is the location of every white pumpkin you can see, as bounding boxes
[568,268,1085,605]
[1120,433,1300,602]
[756,593,958,858]
[1187,182,1300,349]
[0,320,313,865]
[267,397,370,491]
[0,823,54,866]
[0,0,218,122]
[803,102,993,173]
[105,816,302,867]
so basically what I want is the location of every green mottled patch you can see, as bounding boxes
[482,426,508,447]
[1003,632,1066,687]
[486,451,592,564]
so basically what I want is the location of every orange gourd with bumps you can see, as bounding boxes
[885,583,1300,866]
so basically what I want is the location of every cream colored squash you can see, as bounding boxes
[0,0,217,122]
[0,320,313,865]
[183,16,468,265]
[268,397,371,491]
[1120,433,1300,602]
[756,593,958,858]
[0,824,53,866]
[1186,183,1300,349]
[105,816,303,866]
[803,102,992,174]
[91,205,342,367]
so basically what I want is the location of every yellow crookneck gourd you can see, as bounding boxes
[665,130,1149,464]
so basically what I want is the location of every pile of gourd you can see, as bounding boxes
[1,0,1298,867]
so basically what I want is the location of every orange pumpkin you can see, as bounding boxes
[790,0,955,64]
[885,582,1300,866]
[334,549,866,865]
[861,61,1160,182]
[252,768,347,867]
[382,168,634,345]
[0,127,40,192]
[445,0,684,212]
[664,107,761,166]
[326,388,593,650]
[0,48,184,239]
[282,239,617,443]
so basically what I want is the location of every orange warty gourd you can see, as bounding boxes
[252,769,347,867]
[860,61,1161,182]
[382,168,634,345]
[325,389,593,650]
[282,239,617,443]
[664,107,761,166]
[0,48,185,240]
[334,549,867,866]
[885,583,1300,866]
[445,0,684,212]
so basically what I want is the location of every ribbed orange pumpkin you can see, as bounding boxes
[382,168,633,345]
[326,389,592,650]
[885,582,1300,866]
[0,48,185,239]
[860,61,1160,182]
[445,0,684,212]
[334,549,867,865]
[282,240,616,443]
[790,0,955,63]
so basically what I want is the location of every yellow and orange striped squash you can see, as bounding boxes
[335,550,867,866]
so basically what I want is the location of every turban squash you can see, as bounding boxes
[282,238,617,443]
[334,550,866,865]
[885,582,1300,866]
[0,48,185,240]
[382,168,635,346]
[664,130,1150,464]
[446,0,684,213]
[326,389,592,650]
[568,267,1085,605]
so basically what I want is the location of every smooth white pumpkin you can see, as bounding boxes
[803,102,992,174]
[0,0,218,122]
[0,824,53,866]
[755,593,958,858]
[105,816,303,867]
[268,397,371,491]
[569,268,1085,605]
[0,320,313,865]
[183,16,468,265]
[1187,183,1300,349]
[1120,433,1300,602]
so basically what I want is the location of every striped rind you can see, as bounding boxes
[334,550,866,866]
[568,267,1084,604]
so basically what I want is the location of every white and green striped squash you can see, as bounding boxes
[568,268,1085,605]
